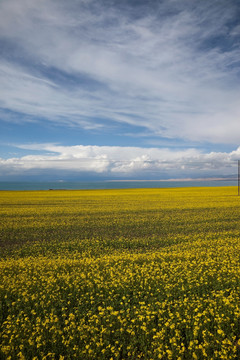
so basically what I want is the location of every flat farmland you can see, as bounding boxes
[0,187,240,359]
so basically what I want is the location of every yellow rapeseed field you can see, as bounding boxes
[0,186,240,359]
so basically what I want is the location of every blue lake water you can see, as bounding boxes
[0,180,237,191]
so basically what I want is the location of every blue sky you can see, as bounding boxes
[0,0,240,180]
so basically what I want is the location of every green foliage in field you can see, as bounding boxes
[0,187,240,359]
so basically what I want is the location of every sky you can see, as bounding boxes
[0,0,240,181]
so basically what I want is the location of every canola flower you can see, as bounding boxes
[0,187,240,359]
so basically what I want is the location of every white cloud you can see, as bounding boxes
[0,143,239,179]
[0,0,240,143]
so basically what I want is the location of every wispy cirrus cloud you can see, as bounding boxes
[0,0,240,144]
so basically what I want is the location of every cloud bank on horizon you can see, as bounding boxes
[0,0,240,180]
[1,144,240,181]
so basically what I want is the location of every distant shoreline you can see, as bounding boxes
[106,177,237,182]
[0,177,237,184]
[0,179,237,191]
